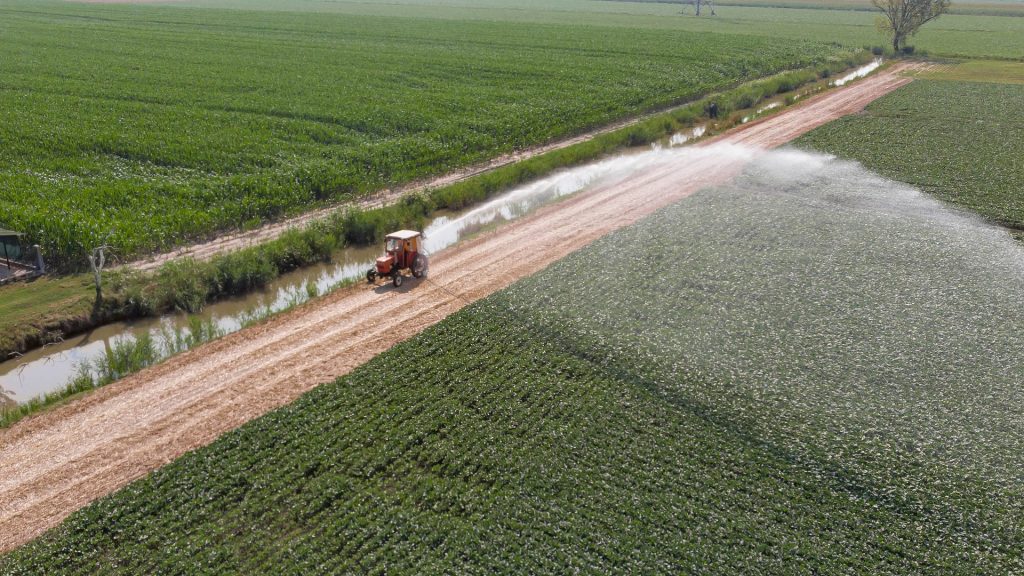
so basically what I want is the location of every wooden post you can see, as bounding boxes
[34,244,45,273]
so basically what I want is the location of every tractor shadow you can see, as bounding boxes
[370,276,426,295]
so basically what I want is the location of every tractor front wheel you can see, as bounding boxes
[392,273,404,288]
[366,270,377,283]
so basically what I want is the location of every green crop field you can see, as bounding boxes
[193,0,1024,59]
[798,78,1024,233]
[3,0,1024,272]
[714,0,1024,16]
[5,153,1022,574]
[0,0,850,271]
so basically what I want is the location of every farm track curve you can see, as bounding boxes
[0,63,917,552]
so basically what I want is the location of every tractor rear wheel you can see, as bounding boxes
[366,270,377,283]
[392,273,404,288]
[412,254,427,278]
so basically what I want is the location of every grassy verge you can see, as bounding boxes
[796,76,1024,233]
[0,275,98,360]
[5,154,1022,572]
[0,52,870,363]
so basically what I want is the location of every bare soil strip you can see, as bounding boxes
[0,64,915,553]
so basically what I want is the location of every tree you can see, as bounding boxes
[872,0,951,53]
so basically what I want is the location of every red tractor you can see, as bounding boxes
[366,230,428,288]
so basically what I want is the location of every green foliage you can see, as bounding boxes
[152,260,212,315]
[304,280,319,300]
[209,251,278,298]
[704,63,857,117]
[342,196,432,246]
[6,156,1023,573]
[82,318,224,388]
[92,334,161,385]
[0,51,844,365]
[104,221,341,318]
[797,79,1024,231]
[0,0,848,270]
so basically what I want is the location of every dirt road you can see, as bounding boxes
[0,64,916,553]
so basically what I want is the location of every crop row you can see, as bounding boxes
[0,307,972,574]
[5,152,1023,573]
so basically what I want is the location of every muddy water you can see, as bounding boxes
[0,143,680,405]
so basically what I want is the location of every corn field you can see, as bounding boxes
[0,0,844,270]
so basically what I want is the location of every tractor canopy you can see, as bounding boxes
[384,230,422,255]
[385,230,421,241]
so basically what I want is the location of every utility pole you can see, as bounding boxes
[683,0,715,16]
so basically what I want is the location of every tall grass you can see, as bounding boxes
[65,319,226,391]
[102,222,341,317]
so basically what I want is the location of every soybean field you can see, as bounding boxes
[6,151,1023,574]
[798,76,1024,234]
